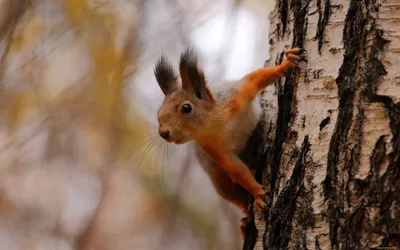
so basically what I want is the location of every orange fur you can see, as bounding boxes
[199,140,266,211]
[226,48,303,119]
[206,161,249,213]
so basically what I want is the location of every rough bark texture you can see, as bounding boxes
[243,0,400,249]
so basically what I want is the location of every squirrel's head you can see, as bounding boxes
[154,48,216,144]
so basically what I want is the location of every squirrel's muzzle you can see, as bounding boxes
[159,130,170,140]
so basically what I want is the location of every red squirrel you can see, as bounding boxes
[154,47,305,237]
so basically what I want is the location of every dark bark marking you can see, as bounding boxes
[363,29,390,100]
[291,0,310,48]
[279,0,289,38]
[357,4,400,248]
[323,0,368,247]
[270,0,310,206]
[242,208,258,250]
[313,69,324,79]
[374,101,400,248]
[241,118,269,184]
[329,47,341,54]
[267,136,310,250]
[342,132,397,249]
[301,115,306,128]
[315,237,322,250]
[316,0,332,54]
[259,1,311,248]
[241,114,270,250]
[242,86,283,249]
[269,72,295,200]
[324,1,400,248]
[319,116,330,131]
[269,51,288,202]
[356,2,400,245]
[292,186,315,250]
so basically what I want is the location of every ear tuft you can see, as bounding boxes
[179,47,215,102]
[179,47,198,70]
[179,48,205,94]
[154,55,178,95]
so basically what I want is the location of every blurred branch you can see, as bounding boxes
[0,0,32,124]
[0,71,92,156]
[0,0,31,41]
[0,0,32,77]
[60,0,137,160]
[59,2,147,249]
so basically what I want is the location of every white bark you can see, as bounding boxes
[244,1,400,249]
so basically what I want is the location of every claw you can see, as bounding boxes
[298,48,307,53]
[254,199,266,213]
[285,47,305,56]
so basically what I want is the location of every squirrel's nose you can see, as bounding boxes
[159,130,170,140]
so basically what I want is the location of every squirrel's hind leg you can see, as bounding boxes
[207,165,251,239]
[206,165,250,214]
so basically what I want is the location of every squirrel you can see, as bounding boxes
[154,47,306,237]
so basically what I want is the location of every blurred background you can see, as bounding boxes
[0,0,275,249]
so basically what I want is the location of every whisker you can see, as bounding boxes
[128,134,159,160]
[157,140,166,186]
[151,138,164,174]
[141,128,158,133]
[154,138,164,183]
[134,133,158,148]
[136,136,161,170]
[136,131,158,141]
[161,140,168,185]
[143,121,159,128]
[137,127,158,135]
[166,140,171,172]
[147,136,162,180]
[138,103,158,112]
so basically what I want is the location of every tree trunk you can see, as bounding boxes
[243,0,400,249]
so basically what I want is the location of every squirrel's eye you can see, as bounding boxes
[181,104,192,114]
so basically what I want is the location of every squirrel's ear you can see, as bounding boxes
[179,48,215,102]
[154,55,178,95]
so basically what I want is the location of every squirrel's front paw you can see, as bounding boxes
[250,186,266,213]
[254,198,266,213]
[284,48,307,68]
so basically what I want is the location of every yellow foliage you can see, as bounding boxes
[60,0,141,161]
[9,11,44,51]
[6,92,37,131]
[2,0,142,163]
